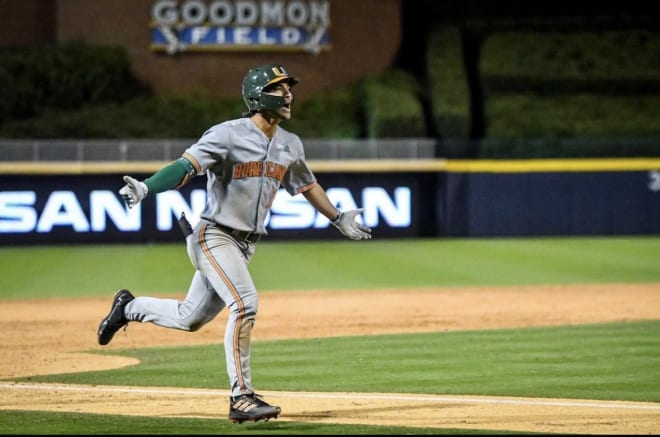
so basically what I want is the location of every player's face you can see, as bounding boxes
[264,82,294,120]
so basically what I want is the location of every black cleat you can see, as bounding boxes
[97,289,135,345]
[229,393,281,424]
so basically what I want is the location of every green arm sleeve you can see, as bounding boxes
[143,157,196,195]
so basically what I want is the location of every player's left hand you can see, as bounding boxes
[119,175,148,209]
[331,208,372,240]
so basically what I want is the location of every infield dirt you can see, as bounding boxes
[1,284,659,434]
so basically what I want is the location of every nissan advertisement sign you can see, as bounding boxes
[0,173,436,244]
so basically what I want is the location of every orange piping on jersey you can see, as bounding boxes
[296,180,318,193]
[182,152,202,174]
[176,173,191,189]
[199,223,248,394]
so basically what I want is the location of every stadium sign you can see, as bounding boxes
[0,188,409,233]
[0,175,417,244]
[150,0,331,54]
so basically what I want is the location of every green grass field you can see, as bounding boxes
[1,236,659,434]
[1,236,658,299]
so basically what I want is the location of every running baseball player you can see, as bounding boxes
[97,63,372,424]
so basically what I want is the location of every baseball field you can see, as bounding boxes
[1,237,659,434]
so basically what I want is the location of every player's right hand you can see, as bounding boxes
[331,208,372,240]
[119,175,148,209]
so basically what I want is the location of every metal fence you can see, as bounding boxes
[0,138,438,161]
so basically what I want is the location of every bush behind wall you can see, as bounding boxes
[0,41,148,122]
[3,33,660,158]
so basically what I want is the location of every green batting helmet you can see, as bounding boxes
[242,64,299,112]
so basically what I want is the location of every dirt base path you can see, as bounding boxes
[1,283,659,434]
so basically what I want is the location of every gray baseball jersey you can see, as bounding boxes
[182,117,316,235]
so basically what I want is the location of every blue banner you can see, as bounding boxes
[151,25,330,53]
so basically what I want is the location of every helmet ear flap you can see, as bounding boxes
[247,96,259,107]
[242,94,284,113]
[258,94,286,110]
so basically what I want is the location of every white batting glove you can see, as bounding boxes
[119,175,148,209]
[331,208,372,240]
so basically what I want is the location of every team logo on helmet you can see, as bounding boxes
[271,66,287,77]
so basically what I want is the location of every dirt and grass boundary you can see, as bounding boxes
[1,284,659,434]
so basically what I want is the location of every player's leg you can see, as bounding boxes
[97,271,225,345]
[124,270,225,331]
[193,222,280,422]
[194,225,258,396]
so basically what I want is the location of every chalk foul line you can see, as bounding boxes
[2,382,659,411]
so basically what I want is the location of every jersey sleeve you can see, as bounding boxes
[181,124,231,175]
[281,136,317,196]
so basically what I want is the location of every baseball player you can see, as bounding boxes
[97,63,372,424]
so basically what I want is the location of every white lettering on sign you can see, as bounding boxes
[236,1,259,25]
[0,186,411,235]
[649,170,660,192]
[281,27,301,45]
[152,0,329,27]
[267,187,412,229]
[261,1,284,25]
[191,26,211,43]
[268,194,316,229]
[0,191,140,234]
[234,27,251,44]
[37,191,89,232]
[152,0,178,25]
[150,0,330,54]
[156,190,207,230]
[209,1,233,25]
[257,27,276,44]
[362,187,411,227]
[90,191,141,232]
[0,192,37,232]
[181,0,207,24]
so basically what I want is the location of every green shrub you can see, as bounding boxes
[480,30,660,140]
[427,25,471,139]
[479,136,660,159]
[484,93,660,140]
[0,94,245,138]
[0,41,149,121]
[481,30,660,81]
[0,76,385,140]
[361,69,426,138]
[0,89,364,139]
[283,84,364,138]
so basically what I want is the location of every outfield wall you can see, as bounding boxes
[441,160,660,237]
[0,159,658,244]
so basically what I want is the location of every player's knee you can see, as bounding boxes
[233,293,258,315]
[175,317,209,332]
[177,304,214,331]
[187,321,205,332]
